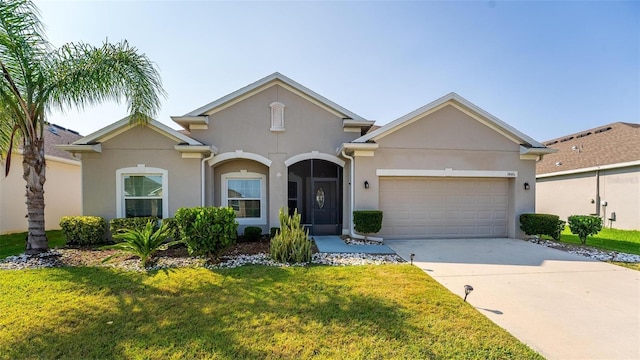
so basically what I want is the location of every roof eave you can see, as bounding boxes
[56,143,102,154]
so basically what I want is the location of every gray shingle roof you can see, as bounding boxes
[536,122,640,175]
[17,124,83,161]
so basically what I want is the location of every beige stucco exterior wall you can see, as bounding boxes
[352,105,537,238]
[191,84,361,230]
[1,153,81,234]
[537,165,640,230]
[80,126,201,223]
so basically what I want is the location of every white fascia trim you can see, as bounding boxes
[170,116,209,129]
[15,148,81,165]
[536,160,640,178]
[221,171,267,225]
[45,154,80,166]
[284,151,345,167]
[377,169,519,178]
[338,143,379,152]
[183,72,367,121]
[56,143,102,153]
[174,145,216,154]
[209,150,272,167]
[356,93,546,149]
[115,166,169,219]
[520,146,558,155]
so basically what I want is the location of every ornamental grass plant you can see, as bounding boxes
[270,208,312,264]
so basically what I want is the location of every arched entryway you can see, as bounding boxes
[288,159,343,235]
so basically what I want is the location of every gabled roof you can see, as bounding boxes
[354,92,548,151]
[71,116,203,146]
[57,117,215,157]
[537,122,640,176]
[176,72,370,122]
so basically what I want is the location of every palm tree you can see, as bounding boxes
[0,0,165,253]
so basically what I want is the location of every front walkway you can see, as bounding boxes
[386,238,640,360]
[313,236,396,254]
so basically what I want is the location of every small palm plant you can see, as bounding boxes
[102,221,181,268]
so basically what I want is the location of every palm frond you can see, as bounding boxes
[47,40,166,125]
[0,0,50,140]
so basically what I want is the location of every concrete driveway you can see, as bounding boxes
[385,238,640,360]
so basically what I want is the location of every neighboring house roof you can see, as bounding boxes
[15,124,82,161]
[351,92,551,153]
[172,72,374,129]
[537,122,640,176]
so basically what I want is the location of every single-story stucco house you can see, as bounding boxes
[536,122,640,230]
[1,124,82,234]
[59,73,554,239]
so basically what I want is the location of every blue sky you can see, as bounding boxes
[35,0,639,142]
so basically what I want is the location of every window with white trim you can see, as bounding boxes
[222,171,266,225]
[116,166,168,219]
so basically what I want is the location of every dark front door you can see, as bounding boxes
[312,179,339,235]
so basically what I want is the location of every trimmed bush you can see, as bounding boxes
[109,217,158,239]
[270,208,312,264]
[519,213,564,240]
[554,220,566,241]
[59,216,106,245]
[243,226,262,242]
[174,207,238,258]
[353,210,383,235]
[568,215,602,244]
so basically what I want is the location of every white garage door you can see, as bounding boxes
[379,177,509,238]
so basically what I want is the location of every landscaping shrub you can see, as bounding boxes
[270,208,312,264]
[270,227,280,239]
[519,213,564,240]
[353,210,383,235]
[102,220,182,268]
[109,217,158,239]
[568,215,603,244]
[174,207,238,258]
[243,226,263,242]
[59,216,106,245]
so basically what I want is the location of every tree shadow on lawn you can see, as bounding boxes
[2,265,440,359]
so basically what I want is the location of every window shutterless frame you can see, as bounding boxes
[116,166,168,219]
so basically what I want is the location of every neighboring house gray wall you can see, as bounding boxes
[536,122,639,230]
[537,165,640,230]
[80,126,201,222]
[352,104,536,239]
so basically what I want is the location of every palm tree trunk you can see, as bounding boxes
[22,138,48,254]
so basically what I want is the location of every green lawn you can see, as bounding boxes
[555,227,640,255]
[0,265,541,359]
[0,230,66,259]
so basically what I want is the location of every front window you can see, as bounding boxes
[124,175,163,218]
[227,179,261,218]
[222,172,266,225]
[116,166,168,219]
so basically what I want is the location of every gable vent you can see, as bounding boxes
[560,136,574,142]
[576,132,592,138]
[594,127,612,134]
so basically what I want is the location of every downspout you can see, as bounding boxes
[341,150,383,242]
[595,169,600,217]
[201,152,215,206]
